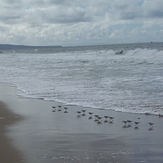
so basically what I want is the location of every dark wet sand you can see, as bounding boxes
[0,83,163,163]
[0,101,26,163]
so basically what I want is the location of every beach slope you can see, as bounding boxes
[0,101,26,163]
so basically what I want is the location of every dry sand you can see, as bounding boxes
[0,83,163,163]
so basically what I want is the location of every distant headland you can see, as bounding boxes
[0,44,62,50]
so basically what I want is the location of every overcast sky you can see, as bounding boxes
[0,0,163,46]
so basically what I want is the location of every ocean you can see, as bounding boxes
[0,42,163,115]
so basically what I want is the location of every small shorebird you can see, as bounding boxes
[109,116,114,123]
[88,112,93,119]
[148,122,154,129]
[98,116,102,121]
[77,111,81,117]
[134,121,140,128]
[104,116,109,122]
[82,110,86,116]
[122,120,128,127]
[97,116,103,124]
[58,105,62,111]
[64,107,68,113]
[127,120,132,127]
[89,112,93,116]
[52,106,56,112]
[94,115,99,121]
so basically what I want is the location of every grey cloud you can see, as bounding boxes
[46,15,92,24]
[110,0,163,20]
[20,6,92,26]
[1,0,22,8]
[26,0,83,7]
[145,8,163,18]
[0,0,92,25]
[0,5,22,25]
[0,0,163,46]
[119,11,138,20]
[46,0,69,5]
[112,2,141,20]
[142,0,163,18]
[2,0,21,4]
[0,16,21,24]
[44,7,92,24]
[0,26,8,32]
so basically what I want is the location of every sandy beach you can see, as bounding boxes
[0,83,163,163]
[0,101,26,163]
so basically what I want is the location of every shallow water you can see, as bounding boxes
[0,42,163,115]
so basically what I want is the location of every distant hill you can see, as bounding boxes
[0,44,62,50]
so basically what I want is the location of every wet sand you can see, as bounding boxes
[0,101,26,163]
[0,83,163,163]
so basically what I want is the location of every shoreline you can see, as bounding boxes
[0,83,163,163]
[0,101,26,163]
[1,82,162,117]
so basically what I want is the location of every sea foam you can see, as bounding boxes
[0,43,163,115]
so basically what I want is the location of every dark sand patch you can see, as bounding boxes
[0,101,26,163]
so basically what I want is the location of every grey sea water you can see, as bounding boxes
[0,42,163,115]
